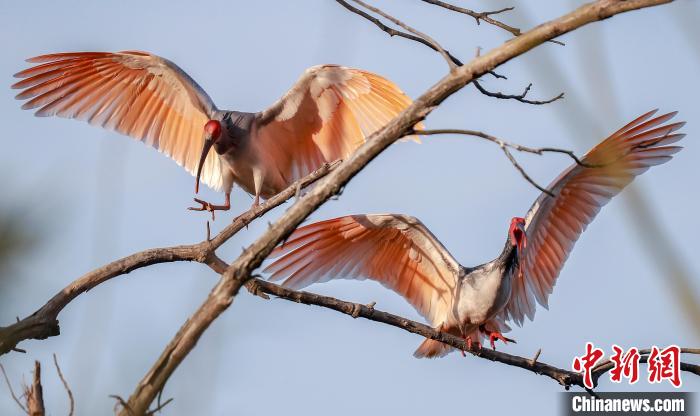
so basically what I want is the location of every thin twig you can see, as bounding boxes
[413,128,600,196]
[350,0,457,69]
[530,348,542,367]
[26,361,44,416]
[421,0,565,45]
[0,161,341,356]
[414,128,592,166]
[500,145,555,196]
[0,362,28,413]
[334,0,464,66]
[338,0,561,103]
[473,80,565,105]
[146,398,173,415]
[421,0,519,34]
[53,354,74,416]
[110,395,133,416]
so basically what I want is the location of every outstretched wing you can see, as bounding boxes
[13,51,226,191]
[264,214,461,326]
[252,65,420,187]
[503,110,685,325]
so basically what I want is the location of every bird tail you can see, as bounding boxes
[413,338,453,358]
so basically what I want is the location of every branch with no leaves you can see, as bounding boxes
[350,0,457,70]
[473,80,565,105]
[413,128,598,196]
[421,0,566,46]
[421,0,519,35]
[53,354,74,416]
[115,1,676,414]
[0,1,678,414]
[0,161,340,357]
[248,277,700,387]
[338,0,564,104]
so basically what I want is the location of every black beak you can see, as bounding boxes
[195,134,215,194]
[516,222,527,251]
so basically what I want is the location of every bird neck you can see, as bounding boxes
[215,111,255,154]
[494,236,519,274]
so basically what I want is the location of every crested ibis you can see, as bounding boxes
[263,110,685,358]
[12,51,419,216]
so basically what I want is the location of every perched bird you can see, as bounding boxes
[12,51,418,215]
[264,110,685,358]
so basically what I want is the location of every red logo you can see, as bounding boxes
[647,345,682,388]
[572,342,604,389]
[609,345,641,384]
[572,343,682,389]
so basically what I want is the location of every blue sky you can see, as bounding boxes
[0,1,698,414]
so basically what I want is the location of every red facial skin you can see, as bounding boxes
[204,119,221,138]
[509,217,527,252]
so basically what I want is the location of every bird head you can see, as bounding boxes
[195,120,222,194]
[509,217,527,253]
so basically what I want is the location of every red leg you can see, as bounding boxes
[479,324,516,350]
[188,192,231,220]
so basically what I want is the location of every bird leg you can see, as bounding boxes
[462,334,481,356]
[479,324,516,350]
[188,192,231,221]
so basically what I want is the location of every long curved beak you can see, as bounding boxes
[516,222,527,252]
[195,134,215,194]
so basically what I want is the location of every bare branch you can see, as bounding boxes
[413,128,602,196]
[414,128,591,166]
[350,0,457,69]
[1,362,28,413]
[421,0,565,45]
[248,278,700,387]
[0,161,340,356]
[52,354,74,416]
[118,1,675,413]
[473,80,565,105]
[421,0,519,35]
[26,361,44,416]
[338,0,560,103]
[500,145,555,197]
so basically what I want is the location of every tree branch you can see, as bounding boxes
[421,0,520,36]
[350,0,458,69]
[0,161,340,356]
[249,278,700,387]
[337,0,564,103]
[334,0,464,67]
[421,0,566,46]
[117,1,675,413]
[473,80,565,105]
[413,128,602,196]
[52,354,74,416]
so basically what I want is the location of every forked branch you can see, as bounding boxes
[117,1,676,414]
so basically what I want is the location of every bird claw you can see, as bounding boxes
[462,335,481,355]
[479,325,516,350]
[188,198,229,221]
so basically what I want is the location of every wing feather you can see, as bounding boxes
[251,65,421,193]
[503,111,685,326]
[13,51,226,191]
[264,214,461,326]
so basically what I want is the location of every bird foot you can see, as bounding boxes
[479,325,516,350]
[250,195,260,210]
[188,198,230,221]
[461,335,481,356]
